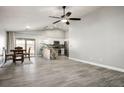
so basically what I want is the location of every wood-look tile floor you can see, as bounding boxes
[0,56,124,87]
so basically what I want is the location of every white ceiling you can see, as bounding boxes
[0,6,100,31]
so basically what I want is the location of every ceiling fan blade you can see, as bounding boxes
[49,16,60,19]
[69,18,81,20]
[62,6,66,15]
[66,12,72,17]
[61,15,65,18]
[53,20,61,24]
[61,6,66,18]
[66,21,70,25]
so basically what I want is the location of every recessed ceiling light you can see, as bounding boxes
[26,26,30,29]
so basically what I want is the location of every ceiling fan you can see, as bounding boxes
[49,6,81,25]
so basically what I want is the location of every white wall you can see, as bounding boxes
[15,30,66,55]
[0,27,6,55]
[69,7,124,69]
[42,30,65,39]
[65,30,69,40]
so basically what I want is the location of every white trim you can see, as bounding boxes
[69,57,124,72]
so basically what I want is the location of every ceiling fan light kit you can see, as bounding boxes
[49,6,81,25]
[61,19,68,23]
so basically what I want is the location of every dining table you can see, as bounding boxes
[10,49,26,63]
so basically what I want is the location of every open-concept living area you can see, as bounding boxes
[0,6,124,87]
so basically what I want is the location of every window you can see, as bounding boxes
[16,38,35,56]
[16,39,25,49]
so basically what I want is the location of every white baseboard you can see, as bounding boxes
[69,57,124,72]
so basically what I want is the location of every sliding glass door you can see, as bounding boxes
[16,38,35,56]
[26,40,35,56]
[16,39,25,49]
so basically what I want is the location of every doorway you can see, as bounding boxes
[15,38,35,56]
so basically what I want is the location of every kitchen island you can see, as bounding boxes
[42,46,58,60]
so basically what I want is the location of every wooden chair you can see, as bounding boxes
[1,48,14,64]
[13,49,24,64]
[24,47,31,61]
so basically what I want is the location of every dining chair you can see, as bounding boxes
[4,48,14,63]
[24,47,31,61]
[15,46,23,50]
[13,49,24,64]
